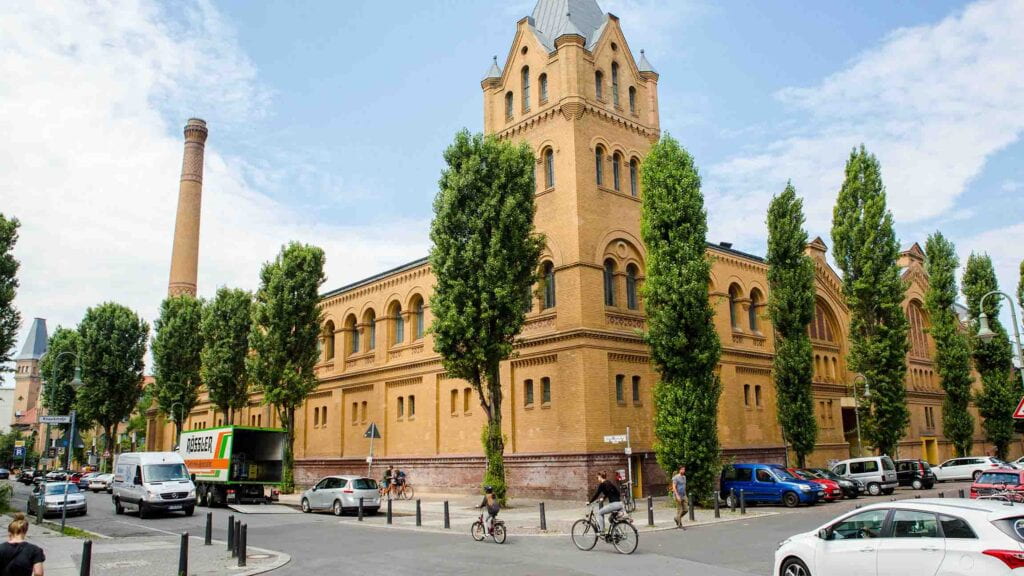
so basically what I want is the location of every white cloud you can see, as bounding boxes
[0,0,429,377]
[956,222,1024,328]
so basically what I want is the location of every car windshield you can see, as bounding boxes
[44,483,79,494]
[814,469,841,481]
[772,468,797,481]
[978,472,1020,485]
[144,463,190,482]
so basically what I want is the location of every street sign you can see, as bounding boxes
[624,447,632,455]
[13,446,25,458]
[40,415,71,424]
[366,456,373,463]
[603,434,627,444]
[1014,397,1024,419]
[364,423,381,439]
[14,440,24,448]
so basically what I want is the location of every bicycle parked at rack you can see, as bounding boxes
[571,503,638,554]
[471,514,507,544]
[619,481,636,513]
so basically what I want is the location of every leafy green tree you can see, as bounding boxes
[831,146,909,457]
[640,135,722,501]
[201,287,253,424]
[923,233,974,456]
[248,243,326,493]
[766,183,817,466]
[963,253,1015,459]
[39,327,81,416]
[0,214,20,371]
[429,130,543,503]
[75,303,148,472]
[151,295,204,444]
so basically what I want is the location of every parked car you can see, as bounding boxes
[17,469,43,485]
[87,473,114,493]
[933,456,1005,482]
[775,498,1024,576]
[0,468,10,479]
[895,458,936,490]
[970,468,1024,502]
[806,468,863,499]
[27,482,87,518]
[300,475,381,516]
[77,472,99,490]
[788,468,842,502]
[831,456,898,496]
[720,463,822,508]
[44,469,69,482]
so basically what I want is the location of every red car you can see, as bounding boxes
[788,468,841,502]
[969,468,1024,502]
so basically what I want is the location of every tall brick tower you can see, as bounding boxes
[167,118,208,297]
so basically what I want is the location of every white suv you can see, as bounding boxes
[775,499,1024,575]
[933,456,1005,482]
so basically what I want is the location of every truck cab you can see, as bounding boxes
[112,452,196,518]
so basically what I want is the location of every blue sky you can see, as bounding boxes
[0,0,1022,379]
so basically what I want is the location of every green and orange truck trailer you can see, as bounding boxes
[178,426,287,506]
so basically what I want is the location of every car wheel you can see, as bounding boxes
[781,557,811,576]
[301,498,311,513]
[867,483,881,496]
[972,470,982,481]
[139,502,149,519]
[333,499,343,516]
[912,479,923,490]
[184,506,195,517]
[114,498,124,515]
[783,492,800,508]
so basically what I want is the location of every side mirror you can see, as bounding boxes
[817,528,832,541]
[312,486,317,491]
[190,473,196,482]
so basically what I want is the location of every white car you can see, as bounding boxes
[933,456,1006,482]
[88,473,113,493]
[775,499,1024,576]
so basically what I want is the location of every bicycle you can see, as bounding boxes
[619,481,637,513]
[571,503,638,554]
[471,514,507,544]
[392,480,414,500]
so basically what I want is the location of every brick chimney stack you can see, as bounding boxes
[167,118,208,297]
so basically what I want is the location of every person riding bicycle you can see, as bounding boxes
[477,485,500,534]
[588,471,623,535]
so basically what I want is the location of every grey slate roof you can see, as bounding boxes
[17,318,47,361]
[638,49,657,73]
[530,0,607,50]
[483,56,502,80]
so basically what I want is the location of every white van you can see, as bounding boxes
[831,455,898,496]
[111,452,196,518]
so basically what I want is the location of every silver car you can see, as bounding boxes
[27,482,88,517]
[300,475,380,516]
[88,473,114,493]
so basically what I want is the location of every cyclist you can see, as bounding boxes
[394,468,407,494]
[381,465,394,497]
[477,485,500,534]
[587,471,623,535]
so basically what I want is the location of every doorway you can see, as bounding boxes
[921,437,938,465]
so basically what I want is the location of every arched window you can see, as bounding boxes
[604,259,617,306]
[544,148,555,188]
[628,86,636,114]
[629,158,639,197]
[612,152,622,191]
[542,261,556,309]
[595,70,604,100]
[611,62,620,106]
[410,295,425,339]
[505,91,513,120]
[539,73,548,103]
[749,289,763,332]
[595,146,605,186]
[626,264,638,310]
[322,320,336,361]
[521,66,530,111]
[728,284,743,329]
[808,300,836,342]
[345,314,359,354]
[363,309,376,351]
[390,302,404,346]
[908,302,929,358]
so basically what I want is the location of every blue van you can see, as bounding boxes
[720,463,823,508]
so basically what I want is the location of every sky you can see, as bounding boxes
[1,0,1022,383]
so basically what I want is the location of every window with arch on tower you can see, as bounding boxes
[543,148,554,188]
[595,70,604,100]
[521,66,530,112]
[908,302,929,358]
[595,146,605,186]
[505,91,513,120]
[345,314,359,354]
[542,261,556,309]
[604,259,617,306]
[612,152,622,191]
[809,301,836,342]
[539,73,548,103]
[626,264,639,310]
[611,62,620,106]
[629,158,639,197]
[628,86,636,114]
[322,320,335,361]
[749,289,763,333]
[728,284,743,330]
[390,302,404,346]
[410,295,425,339]
[364,309,376,351]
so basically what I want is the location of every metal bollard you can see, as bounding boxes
[646,495,654,526]
[915,495,921,499]
[232,520,241,557]
[714,491,721,518]
[80,540,92,576]
[539,502,546,531]
[958,489,965,498]
[416,499,422,526]
[688,493,695,522]
[178,532,188,576]
[939,491,945,498]
[238,524,247,568]
[387,498,392,525]
[729,488,736,512]
[444,500,451,529]
[740,490,746,514]
[204,512,212,546]
[358,497,364,521]
[227,515,234,552]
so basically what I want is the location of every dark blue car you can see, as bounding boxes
[720,463,823,508]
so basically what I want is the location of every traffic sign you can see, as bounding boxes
[40,415,71,424]
[603,434,627,444]
[364,423,381,439]
[13,446,25,458]
[14,440,24,448]
[1014,397,1024,419]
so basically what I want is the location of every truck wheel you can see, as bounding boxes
[114,498,124,515]
[333,500,343,516]
[301,498,311,513]
[184,506,195,517]
[139,502,149,519]
[783,492,800,508]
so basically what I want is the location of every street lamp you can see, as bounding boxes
[976,290,1024,391]
[170,401,185,448]
[851,374,871,457]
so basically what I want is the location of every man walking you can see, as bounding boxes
[672,465,687,529]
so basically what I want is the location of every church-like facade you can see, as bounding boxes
[147,0,1011,498]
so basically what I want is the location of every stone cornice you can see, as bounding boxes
[320,264,432,308]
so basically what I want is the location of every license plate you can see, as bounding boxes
[167,505,181,510]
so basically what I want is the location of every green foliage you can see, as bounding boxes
[248,242,326,493]
[151,295,204,442]
[202,287,254,424]
[766,183,817,467]
[831,146,909,457]
[640,134,721,501]
[75,302,148,472]
[429,130,543,504]
[39,327,81,416]
[0,483,12,513]
[923,233,974,456]
[0,214,20,370]
[963,253,1015,459]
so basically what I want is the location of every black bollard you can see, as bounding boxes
[539,502,546,531]
[915,495,921,499]
[387,498,392,525]
[358,497,364,521]
[740,489,746,515]
[713,491,721,519]
[646,495,654,527]
[855,504,862,509]
[688,493,695,522]
[80,540,92,576]
[444,500,451,529]
[238,524,247,568]
[729,488,736,512]
[958,488,965,498]
[939,491,945,498]
[227,515,234,552]
[178,532,188,576]
[232,520,241,557]
[416,499,422,526]
[204,512,212,546]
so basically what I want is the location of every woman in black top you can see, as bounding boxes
[0,513,45,576]
[587,471,623,534]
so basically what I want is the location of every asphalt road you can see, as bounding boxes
[6,479,975,575]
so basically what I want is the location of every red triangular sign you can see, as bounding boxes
[1014,397,1024,419]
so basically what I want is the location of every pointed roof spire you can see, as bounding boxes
[638,49,657,73]
[531,0,605,49]
[483,55,502,81]
[17,318,48,361]
[558,10,584,38]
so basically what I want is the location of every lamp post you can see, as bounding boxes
[976,290,1024,391]
[59,365,84,534]
[170,401,185,449]
[852,374,871,457]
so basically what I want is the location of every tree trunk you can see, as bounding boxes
[281,405,295,493]
[103,424,114,473]
[482,362,507,504]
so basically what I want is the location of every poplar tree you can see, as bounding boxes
[151,295,204,444]
[0,214,20,370]
[640,135,722,501]
[430,130,543,503]
[201,287,253,424]
[39,327,81,416]
[831,146,909,457]
[923,233,974,456]
[963,253,1015,459]
[766,183,817,467]
[248,242,325,493]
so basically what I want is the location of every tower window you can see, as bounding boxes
[611,62,620,107]
[463,387,472,413]
[505,91,514,120]
[631,375,640,403]
[595,70,604,100]
[626,264,638,310]
[595,146,605,186]
[411,295,425,339]
[604,259,617,306]
[749,289,762,332]
[629,158,639,197]
[521,66,530,112]
[398,396,405,418]
[409,395,415,417]
[541,377,551,404]
[729,284,742,330]
[524,379,534,406]
[629,86,636,114]
[539,73,548,103]
[391,302,404,346]
[365,309,376,351]
[615,374,625,404]
[612,152,622,191]
[542,261,556,309]
[544,148,554,188]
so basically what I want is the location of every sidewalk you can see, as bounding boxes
[276,492,774,535]
[6,516,289,576]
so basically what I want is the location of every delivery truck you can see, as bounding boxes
[178,425,287,506]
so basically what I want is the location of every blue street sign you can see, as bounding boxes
[13,446,25,458]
